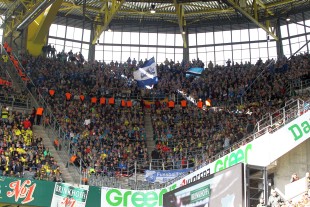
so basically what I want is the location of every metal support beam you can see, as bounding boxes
[92,0,125,44]
[290,39,310,59]
[266,0,297,8]
[224,0,278,41]
[27,0,63,56]
[256,0,274,16]
[253,0,258,21]
[173,0,187,48]
[33,0,63,43]
[4,0,57,37]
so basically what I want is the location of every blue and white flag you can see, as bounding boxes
[133,57,158,88]
[186,67,204,78]
[145,168,192,183]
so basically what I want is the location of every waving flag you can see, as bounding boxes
[186,67,204,78]
[133,57,158,88]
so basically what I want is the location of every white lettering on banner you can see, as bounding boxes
[168,110,310,189]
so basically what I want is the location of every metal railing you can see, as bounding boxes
[289,78,310,96]
[81,97,309,189]
[0,44,83,182]
[163,98,309,188]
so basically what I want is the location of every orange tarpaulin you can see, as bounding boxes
[80,95,85,102]
[181,100,187,107]
[197,101,203,109]
[65,92,72,101]
[91,97,97,104]
[127,100,132,107]
[108,97,115,105]
[168,100,175,108]
[100,97,106,105]
[36,107,44,115]
[121,100,126,107]
[3,41,8,50]
[0,78,12,87]
[49,89,55,97]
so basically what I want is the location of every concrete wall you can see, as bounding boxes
[273,138,310,193]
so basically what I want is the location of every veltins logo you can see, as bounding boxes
[6,180,36,204]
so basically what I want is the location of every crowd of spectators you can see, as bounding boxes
[16,51,149,176]
[150,53,310,169]
[0,107,63,182]
[5,44,310,179]
[67,104,148,177]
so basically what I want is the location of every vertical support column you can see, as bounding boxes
[263,167,268,205]
[302,12,309,53]
[88,23,96,62]
[275,18,284,58]
[183,28,189,62]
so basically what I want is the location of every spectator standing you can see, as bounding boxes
[23,118,32,129]
[30,107,36,126]
[268,189,284,207]
[256,198,266,207]
[290,173,299,183]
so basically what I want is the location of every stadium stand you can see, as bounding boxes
[0,108,63,182]
[2,41,308,190]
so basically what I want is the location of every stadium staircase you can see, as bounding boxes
[1,46,82,185]
[144,111,155,158]
[32,125,80,184]
[0,54,24,94]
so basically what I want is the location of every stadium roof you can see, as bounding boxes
[1,0,310,43]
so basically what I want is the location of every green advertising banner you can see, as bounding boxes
[50,182,89,207]
[101,184,177,207]
[85,186,101,207]
[0,176,55,207]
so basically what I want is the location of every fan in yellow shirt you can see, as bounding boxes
[20,155,27,164]
[43,163,51,174]
[14,128,22,136]
[16,146,26,154]
[26,128,33,137]
[100,153,107,160]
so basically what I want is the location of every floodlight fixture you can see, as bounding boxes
[150,4,156,14]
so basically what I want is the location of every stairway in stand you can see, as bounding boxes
[144,110,155,158]
[32,125,80,184]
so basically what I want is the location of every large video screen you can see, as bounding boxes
[163,163,244,207]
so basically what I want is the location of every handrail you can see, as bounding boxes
[0,44,84,182]
[163,98,308,188]
[84,98,307,189]
[288,78,310,96]
[0,0,21,28]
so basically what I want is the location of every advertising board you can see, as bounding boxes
[163,163,244,207]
